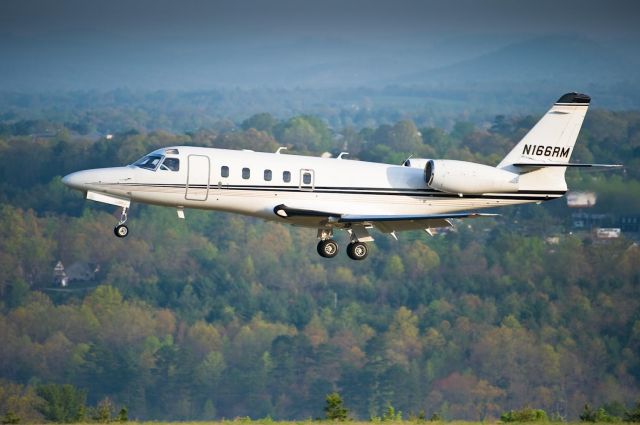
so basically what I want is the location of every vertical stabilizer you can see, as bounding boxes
[498,92,590,168]
[497,92,590,192]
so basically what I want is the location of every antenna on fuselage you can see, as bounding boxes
[275,147,288,154]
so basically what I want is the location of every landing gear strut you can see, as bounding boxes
[317,239,339,258]
[114,207,129,238]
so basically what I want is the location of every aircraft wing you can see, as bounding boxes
[273,204,497,233]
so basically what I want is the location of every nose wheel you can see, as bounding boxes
[114,224,129,238]
[114,207,129,238]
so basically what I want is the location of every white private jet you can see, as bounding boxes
[63,93,619,260]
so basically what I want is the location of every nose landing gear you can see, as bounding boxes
[114,207,129,238]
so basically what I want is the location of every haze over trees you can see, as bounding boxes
[0,97,639,421]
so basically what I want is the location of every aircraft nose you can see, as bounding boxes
[62,171,87,190]
[63,167,133,191]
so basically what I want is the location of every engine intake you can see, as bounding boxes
[425,160,519,194]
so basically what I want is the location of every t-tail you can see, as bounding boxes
[497,92,620,193]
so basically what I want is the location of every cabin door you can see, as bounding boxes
[185,155,210,201]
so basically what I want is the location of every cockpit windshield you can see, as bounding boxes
[160,157,180,171]
[133,155,163,170]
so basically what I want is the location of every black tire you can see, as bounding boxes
[347,241,368,260]
[114,224,129,238]
[317,239,339,258]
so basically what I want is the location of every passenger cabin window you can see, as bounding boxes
[264,169,272,181]
[134,155,163,170]
[221,166,229,178]
[242,168,250,179]
[283,171,291,183]
[302,172,312,185]
[160,157,180,171]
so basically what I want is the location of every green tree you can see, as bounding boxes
[325,392,349,421]
[625,400,640,422]
[0,381,44,423]
[241,113,277,134]
[276,116,333,152]
[91,397,114,423]
[36,384,86,423]
[501,407,548,422]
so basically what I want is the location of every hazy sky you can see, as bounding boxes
[2,0,639,42]
[1,0,639,91]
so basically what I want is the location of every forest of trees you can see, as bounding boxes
[0,100,639,422]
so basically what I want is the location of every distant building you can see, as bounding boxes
[52,261,99,287]
[567,191,597,208]
[620,215,640,232]
[545,236,560,245]
[572,212,613,229]
[595,228,621,239]
[65,262,100,281]
[53,260,68,287]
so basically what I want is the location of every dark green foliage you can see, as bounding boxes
[116,407,128,423]
[579,404,620,422]
[35,384,86,423]
[501,408,548,422]
[325,393,349,421]
[91,398,114,423]
[241,113,277,134]
[381,404,402,421]
[625,401,640,422]
[0,107,639,422]
[1,412,20,424]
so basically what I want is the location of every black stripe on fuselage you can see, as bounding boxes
[101,182,565,201]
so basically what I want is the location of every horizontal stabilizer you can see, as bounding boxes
[513,163,623,171]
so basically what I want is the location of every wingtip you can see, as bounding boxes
[556,92,590,104]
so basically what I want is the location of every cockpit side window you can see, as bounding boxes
[160,157,180,171]
[134,155,163,170]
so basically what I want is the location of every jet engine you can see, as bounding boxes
[403,158,431,169]
[424,160,519,194]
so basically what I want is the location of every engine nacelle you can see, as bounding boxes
[403,158,431,169]
[425,160,519,194]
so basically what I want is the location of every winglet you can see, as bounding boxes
[555,92,591,105]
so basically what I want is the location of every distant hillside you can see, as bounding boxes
[403,35,639,86]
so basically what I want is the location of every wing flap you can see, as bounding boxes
[338,212,498,222]
[273,204,497,233]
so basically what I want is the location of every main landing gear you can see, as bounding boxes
[316,239,369,261]
[317,239,339,258]
[346,241,368,261]
[316,228,370,261]
[114,206,129,238]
